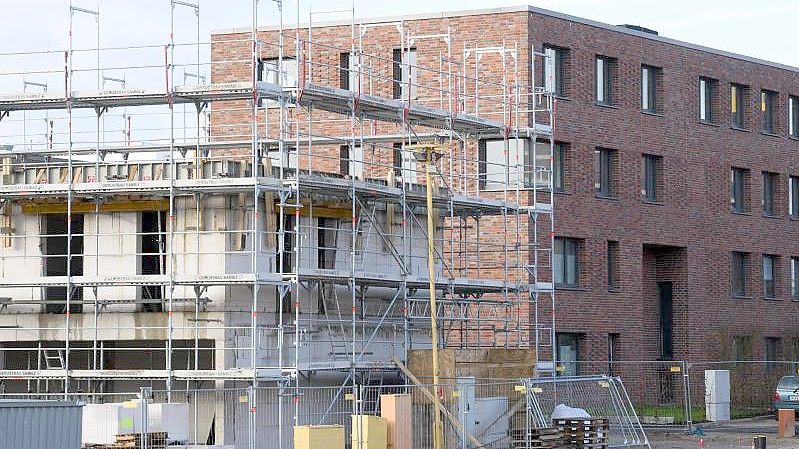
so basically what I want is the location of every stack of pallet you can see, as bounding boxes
[554,418,609,449]
[509,427,568,449]
[111,432,168,449]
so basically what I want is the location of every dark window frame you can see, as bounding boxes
[642,154,662,202]
[790,95,799,138]
[731,83,747,129]
[595,148,616,198]
[791,256,799,299]
[763,171,778,216]
[595,55,617,106]
[553,142,565,192]
[790,176,799,219]
[554,237,580,288]
[641,64,661,113]
[607,240,620,290]
[731,251,749,297]
[543,44,569,97]
[761,89,778,134]
[699,76,718,123]
[731,167,749,213]
[763,254,777,298]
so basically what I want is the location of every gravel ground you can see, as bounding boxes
[647,417,798,449]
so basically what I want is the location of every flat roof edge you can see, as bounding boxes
[212,4,799,74]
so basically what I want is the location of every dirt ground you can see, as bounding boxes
[647,417,798,448]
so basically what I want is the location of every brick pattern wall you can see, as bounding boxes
[211,8,799,363]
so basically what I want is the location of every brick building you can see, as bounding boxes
[212,4,799,369]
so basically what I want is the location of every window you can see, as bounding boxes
[339,145,363,180]
[607,240,619,290]
[699,77,718,123]
[641,65,661,113]
[543,45,569,97]
[392,48,417,100]
[140,211,166,312]
[43,214,84,314]
[392,143,403,178]
[556,333,580,376]
[733,335,752,361]
[762,171,778,216]
[608,333,620,375]
[790,176,799,218]
[317,218,337,269]
[761,90,778,134]
[642,154,662,202]
[553,143,565,192]
[731,167,750,213]
[731,251,749,297]
[595,56,617,105]
[731,83,747,129]
[594,148,617,197]
[554,237,579,287]
[791,257,799,299]
[766,337,781,370]
[259,57,297,87]
[790,96,799,138]
[763,254,777,298]
[339,52,357,91]
[478,139,542,189]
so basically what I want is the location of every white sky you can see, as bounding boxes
[1,0,797,66]
[1,0,796,153]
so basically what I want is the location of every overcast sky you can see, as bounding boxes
[2,0,797,66]
[1,0,796,153]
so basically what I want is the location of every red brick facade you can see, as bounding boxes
[212,6,799,364]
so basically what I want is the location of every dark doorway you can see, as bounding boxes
[140,211,166,312]
[658,281,674,360]
[43,214,83,314]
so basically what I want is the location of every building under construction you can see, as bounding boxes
[0,2,649,448]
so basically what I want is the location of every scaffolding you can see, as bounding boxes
[0,0,556,436]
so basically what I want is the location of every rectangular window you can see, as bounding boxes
[731,83,747,129]
[317,217,337,270]
[478,139,536,189]
[595,56,616,105]
[259,57,297,87]
[595,148,617,197]
[641,65,661,113]
[731,167,750,213]
[642,154,662,202]
[607,240,619,290]
[543,45,569,97]
[733,335,751,361]
[556,333,580,376]
[392,48,417,100]
[790,96,799,138]
[554,237,579,287]
[761,90,777,134]
[43,214,84,314]
[140,211,166,312]
[392,143,403,178]
[731,251,748,297]
[553,143,565,192]
[763,254,777,298]
[608,333,620,375]
[763,171,778,216]
[699,77,718,123]
[791,257,799,299]
[339,52,357,91]
[766,337,781,370]
[790,176,799,218]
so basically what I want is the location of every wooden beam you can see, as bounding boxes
[21,199,169,215]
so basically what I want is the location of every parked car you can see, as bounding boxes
[773,375,799,415]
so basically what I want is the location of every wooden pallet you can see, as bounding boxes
[109,432,168,449]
